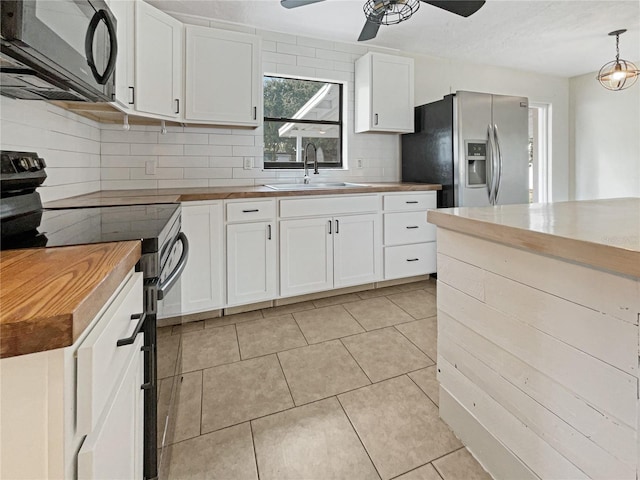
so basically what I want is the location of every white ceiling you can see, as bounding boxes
[151,0,640,78]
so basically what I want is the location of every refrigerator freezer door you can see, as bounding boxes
[491,94,529,205]
[455,91,492,207]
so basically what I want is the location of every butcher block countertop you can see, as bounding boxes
[0,241,141,359]
[44,182,441,208]
[428,197,640,278]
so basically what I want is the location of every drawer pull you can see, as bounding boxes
[406,258,420,262]
[406,201,419,204]
[268,224,272,240]
[328,219,332,234]
[406,225,419,229]
[116,312,147,347]
[242,209,259,213]
[335,219,339,234]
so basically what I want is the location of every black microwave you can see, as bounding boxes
[0,0,117,102]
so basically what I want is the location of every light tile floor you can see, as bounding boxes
[157,279,492,480]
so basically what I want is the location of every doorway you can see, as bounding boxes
[528,103,551,203]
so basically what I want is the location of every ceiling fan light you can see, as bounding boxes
[597,29,639,91]
[363,0,420,26]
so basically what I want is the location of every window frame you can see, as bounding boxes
[263,76,344,170]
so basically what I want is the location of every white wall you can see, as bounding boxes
[569,68,640,200]
[412,54,570,202]
[100,13,404,190]
[0,97,101,202]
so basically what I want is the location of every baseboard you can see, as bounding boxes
[439,387,538,480]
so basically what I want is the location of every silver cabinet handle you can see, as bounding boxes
[253,106,257,120]
[175,99,180,114]
[486,124,496,205]
[128,86,135,105]
[406,201,418,204]
[406,226,419,229]
[242,209,259,213]
[406,258,419,262]
[374,113,379,125]
[335,219,339,234]
[328,220,332,234]
[267,224,272,240]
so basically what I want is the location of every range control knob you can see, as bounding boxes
[18,158,30,172]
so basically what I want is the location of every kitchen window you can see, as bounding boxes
[263,76,343,169]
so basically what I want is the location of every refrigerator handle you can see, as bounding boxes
[486,124,495,205]
[493,124,503,204]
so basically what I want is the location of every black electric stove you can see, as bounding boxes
[0,151,188,480]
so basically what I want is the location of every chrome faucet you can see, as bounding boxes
[303,142,319,184]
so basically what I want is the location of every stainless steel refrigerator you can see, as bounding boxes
[402,91,529,208]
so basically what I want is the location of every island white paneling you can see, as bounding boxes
[436,228,640,480]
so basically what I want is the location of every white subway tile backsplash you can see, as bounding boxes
[183,168,233,179]
[297,36,334,51]
[130,143,184,156]
[276,64,316,78]
[277,42,315,58]
[208,179,254,187]
[262,40,277,52]
[184,144,234,156]
[209,134,255,145]
[101,156,156,168]
[102,129,159,144]
[209,157,244,168]
[316,49,352,63]
[297,56,334,70]
[130,167,184,180]
[101,168,131,180]
[256,29,297,45]
[158,132,209,144]
[263,51,297,66]
[159,156,209,168]
[231,145,263,157]
[158,179,209,188]
[102,180,158,190]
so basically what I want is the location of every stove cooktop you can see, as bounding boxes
[1,204,180,252]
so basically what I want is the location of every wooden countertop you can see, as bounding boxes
[427,198,640,278]
[44,183,441,208]
[0,241,141,359]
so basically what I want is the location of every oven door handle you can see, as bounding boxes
[157,232,189,300]
[85,9,118,85]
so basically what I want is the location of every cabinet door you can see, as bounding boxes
[135,1,182,117]
[333,214,382,288]
[181,203,224,314]
[370,54,414,132]
[77,336,144,480]
[110,0,135,108]
[280,218,333,297]
[227,222,276,305]
[185,25,260,125]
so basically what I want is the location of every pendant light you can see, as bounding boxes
[597,29,639,91]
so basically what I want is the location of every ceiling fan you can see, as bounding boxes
[280,0,486,41]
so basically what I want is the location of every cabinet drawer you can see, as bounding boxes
[77,272,144,436]
[383,192,436,211]
[280,195,379,218]
[384,243,436,279]
[384,212,435,246]
[226,199,275,222]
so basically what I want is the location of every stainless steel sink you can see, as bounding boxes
[265,182,365,190]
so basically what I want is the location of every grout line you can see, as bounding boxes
[341,304,367,332]
[405,371,439,410]
[198,369,204,436]
[393,322,437,363]
[335,395,383,480]
[431,445,467,475]
[339,337,374,384]
[290,311,311,346]
[232,323,242,361]
[275,351,297,406]
[249,421,261,480]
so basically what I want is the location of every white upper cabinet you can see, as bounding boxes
[184,26,261,126]
[134,0,182,118]
[355,52,414,133]
[109,0,135,108]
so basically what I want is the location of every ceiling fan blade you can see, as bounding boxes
[358,12,383,42]
[280,0,325,9]
[422,1,486,17]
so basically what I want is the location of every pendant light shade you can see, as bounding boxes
[597,29,639,91]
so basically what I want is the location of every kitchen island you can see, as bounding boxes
[427,198,640,480]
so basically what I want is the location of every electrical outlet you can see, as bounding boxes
[145,160,156,175]
[243,157,253,170]
[356,158,364,169]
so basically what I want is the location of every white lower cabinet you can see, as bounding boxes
[280,212,381,297]
[0,270,143,480]
[77,336,144,480]
[225,199,277,306]
[181,202,224,314]
[227,222,277,305]
[383,192,437,279]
